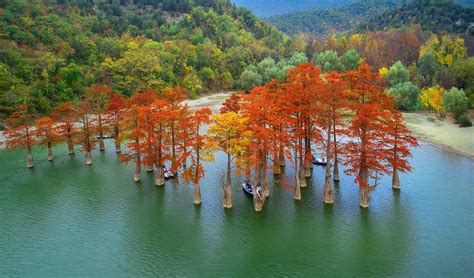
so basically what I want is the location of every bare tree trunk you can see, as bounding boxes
[223,153,233,209]
[98,113,105,151]
[155,165,164,186]
[293,147,301,201]
[359,169,370,208]
[47,142,53,161]
[26,144,34,168]
[86,151,92,165]
[332,123,340,182]
[304,137,312,177]
[134,153,141,182]
[324,122,333,204]
[194,183,201,205]
[392,168,400,190]
[279,146,285,167]
[67,133,74,155]
[273,154,281,175]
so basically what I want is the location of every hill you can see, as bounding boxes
[266,0,409,36]
[230,0,355,18]
[358,0,474,34]
[0,0,288,114]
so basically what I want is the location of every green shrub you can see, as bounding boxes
[457,114,472,127]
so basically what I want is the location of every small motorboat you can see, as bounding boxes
[312,156,327,166]
[163,166,175,179]
[242,181,253,196]
[242,181,264,200]
[96,135,115,139]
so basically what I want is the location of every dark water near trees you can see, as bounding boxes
[1,141,473,276]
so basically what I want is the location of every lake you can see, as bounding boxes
[0,140,473,276]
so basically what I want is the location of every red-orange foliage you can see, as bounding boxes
[181,108,212,185]
[385,110,418,189]
[51,102,78,154]
[4,104,36,167]
[220,93,241,114]
[33,117,60,160]
[107,93,127,152]
[343,64,392,207]
[76,100,97,164]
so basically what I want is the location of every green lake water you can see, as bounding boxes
[1,140,473,276]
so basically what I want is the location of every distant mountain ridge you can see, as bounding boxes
[358,0,474,34]
[230,0,356,18]
[266,0,410,36]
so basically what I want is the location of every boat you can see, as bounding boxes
[163,166,175,179]
[96,135,115,139]
[312,156,327,166]
[242,181,264,200]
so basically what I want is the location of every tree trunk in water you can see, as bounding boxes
[194,183,201,205]
[145,162,153,172]
[223,153,233,209]
[304,139,312,177]
[26,145,34,168]
[86,151,92,165]
[115,141,121,153]
[359,169,370,208]
[323,123,333,204]
[298,166,307,188]
[279,148,285,167]
[253,154,265,212]
[304,163,312,178]
[155,165,165,186]
[47,142,53,161]
[67,135,74,155]
[273,158,281,175]
[333,157,340,182]
[392,168,400,190]
[294,176,302,200]
[134,155,141,182]
[99,114,105,151]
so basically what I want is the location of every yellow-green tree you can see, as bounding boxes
[420,35,466,66]
[205,112,252,209]
[419,86,446,117]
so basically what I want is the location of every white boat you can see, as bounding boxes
[312,156,327,166]
[242,181,264,199]
[163,166,175,179]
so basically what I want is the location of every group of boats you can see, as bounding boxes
[242,154,327,197]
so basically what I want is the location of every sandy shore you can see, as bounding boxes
[403,112,474,159]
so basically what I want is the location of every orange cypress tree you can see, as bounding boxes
[33,117,60,161]
[85,85,111,151]
[181,108,212,205]
[120,90,157,181]
[316,72,349,204]
[385,110,418,190]
[51,102,78,155]
[220,93,241,114]
[343,64,393,208]
[4,104,36,168]
[76,100,97,165]
[106,93,127,153]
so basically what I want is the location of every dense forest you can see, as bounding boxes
[230,0,356,18]
[267,0,410,36]
[359,0,474,34]
[0,0,290,117]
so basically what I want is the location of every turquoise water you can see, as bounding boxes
[0,140,473,276]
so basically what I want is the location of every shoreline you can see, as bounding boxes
[1,93,473,160]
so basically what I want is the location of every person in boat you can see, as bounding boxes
[255,183,263,200]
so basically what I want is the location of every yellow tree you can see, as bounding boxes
[420,35,466,66]
[419,86,446,117]
[206,112,252,209]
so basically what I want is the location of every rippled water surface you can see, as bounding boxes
[1,141,473,276]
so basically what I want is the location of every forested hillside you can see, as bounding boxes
[230,0,355,18]
[0,0,289,115]
[359,0,474,34]
[266,0,409,36]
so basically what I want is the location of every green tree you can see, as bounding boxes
[314,50,342,73]
[238,67,262,92]
[442,87,469,120]
[341,48,360,71]
[386,82,420,111]
[386,61,410,86]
